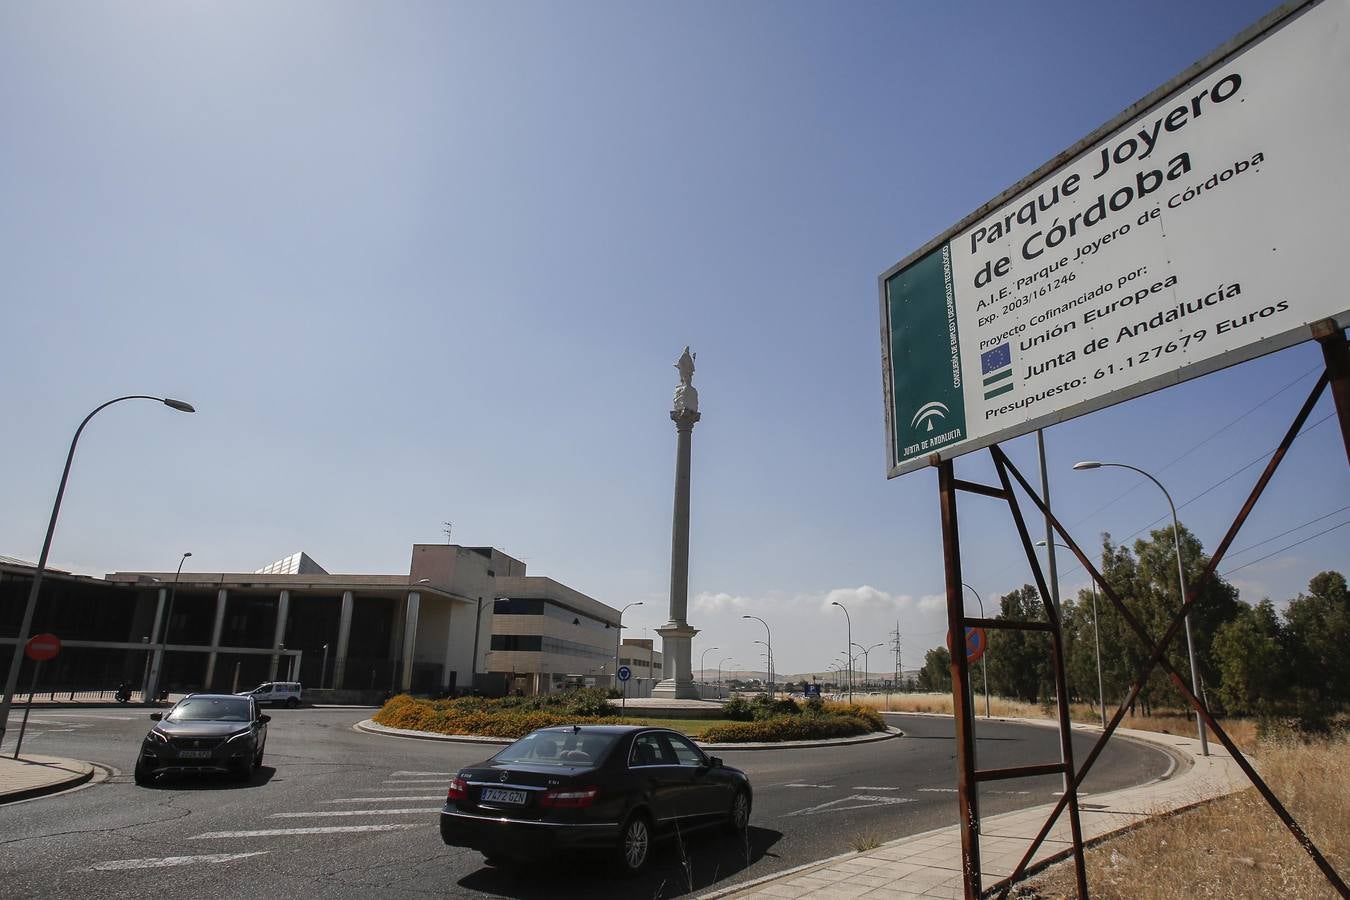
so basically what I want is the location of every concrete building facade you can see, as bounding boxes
[486,576,623,695]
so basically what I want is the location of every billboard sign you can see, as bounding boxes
[881,0,1350,478]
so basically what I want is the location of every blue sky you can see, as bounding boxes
[2,1,1344,676]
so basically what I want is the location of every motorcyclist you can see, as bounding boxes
[115,681,132,703]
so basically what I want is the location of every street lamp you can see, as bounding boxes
[1073,460,1208,755]
[147,551,192,702]
[699,646,719,690]
[852,641,884,692]
[754,640,771,690]
[614,602,643,692]
[960,583,992,719]
[742,615,775,697]
[830,601,853,702]
[718,657,733,699]
[1037,541,1106,729]
[321,643,330,690]
[0,395,195,746]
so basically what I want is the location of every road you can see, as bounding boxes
[0,707,1170,898]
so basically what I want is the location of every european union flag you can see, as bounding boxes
[981,343,1011,375]
[981,342,1014,400]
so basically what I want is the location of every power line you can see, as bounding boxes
[1223,505,1350,559]
[1221,521,1350,577]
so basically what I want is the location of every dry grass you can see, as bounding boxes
[856,692,1258,752]
[1021,736,1350,899]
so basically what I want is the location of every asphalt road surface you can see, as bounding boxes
[1,707,1170,898]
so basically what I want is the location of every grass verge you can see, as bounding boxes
[1018,735,1348,899]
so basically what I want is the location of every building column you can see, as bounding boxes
[203,588,228,689]
[143,588,167,698]
[333,590,354,690]
[441,599,456,693]
[269,589,290,681]
[400,591,420,692]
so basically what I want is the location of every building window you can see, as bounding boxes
[491,635,543,652]
[494,598,545,615]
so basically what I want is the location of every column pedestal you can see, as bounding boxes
[651,623,701,699]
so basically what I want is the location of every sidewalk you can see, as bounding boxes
[0,754,97,804]
[708,722,1248,899]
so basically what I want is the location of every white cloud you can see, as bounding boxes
[818,585,895,612]
[693,591,752,613]
[917,593,946,612]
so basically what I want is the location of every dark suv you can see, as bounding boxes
[135,693,269,785]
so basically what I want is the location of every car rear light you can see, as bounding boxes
[539,785,599,809]
[446,777,468,802]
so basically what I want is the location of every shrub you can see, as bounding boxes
[723,697,754,721]
[702,714,876,743]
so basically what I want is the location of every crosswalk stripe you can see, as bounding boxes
[82,852,269,871]
[325,797,444,803]
[271,808,439,818]
[192,825,421,839]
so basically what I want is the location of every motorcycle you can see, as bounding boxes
[114,683,132,704]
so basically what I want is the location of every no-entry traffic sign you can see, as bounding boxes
[947,626,987,664]
[25,633,61,662]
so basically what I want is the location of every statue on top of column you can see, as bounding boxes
[673,346,698,414]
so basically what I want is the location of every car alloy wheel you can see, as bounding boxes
[728,790,750,833]
[621,814,650,872]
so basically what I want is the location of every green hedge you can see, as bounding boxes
[373,692,640,739]
[702,714,879,743]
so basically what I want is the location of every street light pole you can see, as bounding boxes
[147,551,191,702]
[614,602,643,693]
[1037,541,1107,729]
[718,657,733,699]
[742,615,774,696]
[961,583,992,718]
[0,395,195,747]
[1073,460,1208,755]
[831,601,853,702]
[699,646,718,697]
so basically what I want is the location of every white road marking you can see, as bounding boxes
[82,852,270,871]
[380,787,447,793]
[271,808,440,818]
[193,825,422,839]
[325,797,444,803]
[381,779,449,784]
[852,786,898,791]
[43,714,136,720]
[784,783,834,788]
[785,794,916,817]
[918,787,957,793]
[390,771,452,776]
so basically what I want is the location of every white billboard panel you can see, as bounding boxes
[880,0,1350,478]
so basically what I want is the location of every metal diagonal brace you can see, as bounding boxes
[989,373,1348,898]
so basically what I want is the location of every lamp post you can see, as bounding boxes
[852,641,883,693]
[1073,460,1208,755]
[0,395,195,746]
[718,657,733,699]
[960,583,992,719]
[830,601,853,702]
[1037,541,1106,729]
[321,643,330,690]
[754,640,770,691]
[614,602,643,693]
[147,551,192,701]
[699,646,719,694]
[742,615,774,696]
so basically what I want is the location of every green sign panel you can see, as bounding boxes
[885,243,967,468]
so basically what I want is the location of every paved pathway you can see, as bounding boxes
[709,721,1248,899]
[0,754,96,803]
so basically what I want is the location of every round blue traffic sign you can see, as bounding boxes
[617,666,632,682]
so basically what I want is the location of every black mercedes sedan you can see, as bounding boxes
[134,693,269,785]
[439,725,752,873]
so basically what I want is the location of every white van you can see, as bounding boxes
[243,682,303,708]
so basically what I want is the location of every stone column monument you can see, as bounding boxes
[652,347,702,700]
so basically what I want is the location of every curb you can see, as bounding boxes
[0,757,97,805]
[355,719,903,751]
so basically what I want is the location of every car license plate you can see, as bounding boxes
[179,750,212,759]
[480,788,526,805]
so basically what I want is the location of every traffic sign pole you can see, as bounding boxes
[13,659,43,759]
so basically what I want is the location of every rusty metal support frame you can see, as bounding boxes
[938,329,1350,899]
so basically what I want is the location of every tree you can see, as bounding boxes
[1281,571,1349,731]
[985,585,1052,703]
[917,646,951,693]
[1211,600,1286,715]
